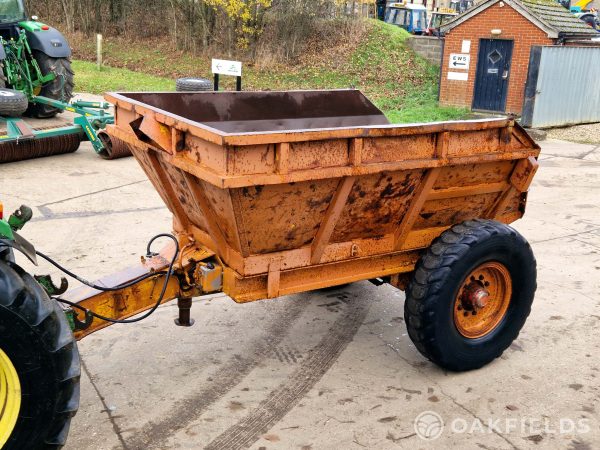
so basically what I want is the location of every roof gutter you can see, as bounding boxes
[559,32,600,44]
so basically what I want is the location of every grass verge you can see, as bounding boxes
[72,60,174,93]
[72,20,468,123]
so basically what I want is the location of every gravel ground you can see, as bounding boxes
[546,121,600,144]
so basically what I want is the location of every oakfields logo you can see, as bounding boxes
[414,411,444,440]
[414,411,591,441]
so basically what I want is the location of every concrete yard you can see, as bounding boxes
[1,136,599,449]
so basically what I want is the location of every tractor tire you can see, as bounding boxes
[27,51,74,119]
[175,77,213,92]
[0,89,28,117]
[0,260,80,449]
[404,219,536,372]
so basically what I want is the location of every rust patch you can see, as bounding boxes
[434,160,514,189]
[331,169,424,243]
[415,193,499,229]
[448,129,501,157]
[362,134,436,163]
[235,179,339,254]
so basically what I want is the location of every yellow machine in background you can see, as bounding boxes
[563,0,599,11]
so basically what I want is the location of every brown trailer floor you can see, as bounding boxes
[2,138,599,450]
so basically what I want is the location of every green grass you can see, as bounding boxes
[72,60,174,93]
[347,22,469,123]
[383,66,470,123]
[71,20,468,123]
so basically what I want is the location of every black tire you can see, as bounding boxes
[26,51,74,119]
[175,77,213,92]
[0,88,28,117]
[404,219,536,371]
[0,260,80,449]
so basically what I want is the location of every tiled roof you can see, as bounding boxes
[441,0,598,38]
[520,0,597,36]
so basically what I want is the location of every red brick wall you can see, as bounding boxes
[439,2,554,114]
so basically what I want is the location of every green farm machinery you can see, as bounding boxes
[0,0,131,162]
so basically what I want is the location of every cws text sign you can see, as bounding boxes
[448,54,470,70]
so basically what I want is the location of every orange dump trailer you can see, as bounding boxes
[65,89,540,371]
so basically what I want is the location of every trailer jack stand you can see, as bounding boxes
[174,297,195,327]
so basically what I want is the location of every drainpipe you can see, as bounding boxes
[437,33,445,101]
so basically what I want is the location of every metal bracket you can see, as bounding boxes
[63,307,94,332]
[368,277,385,286]
[34,274,68,296]
[73,309,94,331]
[8,205,33,231]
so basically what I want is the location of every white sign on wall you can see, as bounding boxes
[461,40,471,53]
[447,71,468,81]
[212,59,242,77]
[449,53,470,70]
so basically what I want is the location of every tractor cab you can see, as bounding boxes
[384,2,428,34]
[0,0,26,40]
[449,0,474,13]
[425,9,458,35]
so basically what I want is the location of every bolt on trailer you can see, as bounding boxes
[0,89,540,448]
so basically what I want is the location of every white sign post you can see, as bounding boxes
[212,59,242,77]
[448,53,470,70]
[211,58,243,91]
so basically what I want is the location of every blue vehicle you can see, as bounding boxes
[384,2,428,34]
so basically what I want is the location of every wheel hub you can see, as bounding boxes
[454,261,512,339]
[0,348,21,447]
[463,284,490,309]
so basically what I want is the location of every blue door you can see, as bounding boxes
[472,39,514,112]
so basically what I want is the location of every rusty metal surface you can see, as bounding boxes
[330,170,424,243]
[0,133,81,163]
[67,270,183,340]
[115,90,389,134]
[63,244,215,339]
[104,89,541,305]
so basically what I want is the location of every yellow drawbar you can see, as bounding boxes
[0,348,20,448]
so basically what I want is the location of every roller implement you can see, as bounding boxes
[0,89,541,448]
[0,0,131,163]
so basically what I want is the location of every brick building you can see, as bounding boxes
[438,0,597,114]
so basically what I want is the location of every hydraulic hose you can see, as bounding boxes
[39,233,180,324]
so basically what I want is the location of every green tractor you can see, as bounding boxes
[0,202,80,449]
[0,0,74,118]
[0,0,131,162]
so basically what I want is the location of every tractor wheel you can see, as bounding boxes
[404,219,536,371]
[27,51,74,119]
[0,260,80,449]
[175,77,213,92]
[0,89,28,117]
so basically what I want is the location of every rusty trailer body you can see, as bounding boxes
[64,90,540,371]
